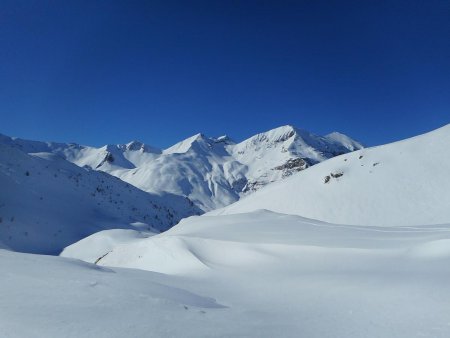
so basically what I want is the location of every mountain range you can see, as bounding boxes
[0,125,362,253]
[1,125,362,212]
[2,124,450,338]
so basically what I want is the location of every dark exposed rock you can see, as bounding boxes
[96,152,115,169]
[242,180,267,193]
[273,158,309,179]
[105,153,114,163]
[330,172,343,178]
[325,171,343,183]
[274,158,307,171]
[126,141,145,152]
[231,177,248,192]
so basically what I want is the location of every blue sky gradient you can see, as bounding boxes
[1,0,449,148]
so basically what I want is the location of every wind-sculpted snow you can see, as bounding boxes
[61,210,450,337]
[213,124,450,226]
[0,249,228,338]
[0,125,362,211]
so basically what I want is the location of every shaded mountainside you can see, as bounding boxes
[0,142,200,254]
[0,125,362,211]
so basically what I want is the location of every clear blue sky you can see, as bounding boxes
[1,0,449,148]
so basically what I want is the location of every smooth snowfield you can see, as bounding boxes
[62,211,450,337]
[211,124,450,226]
[0,249,232,338]
[60,229,154,263]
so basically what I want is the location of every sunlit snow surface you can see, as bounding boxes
[0,249,227,338]
[212,124,450,226]
[0,125,362,212]
[2,126,450,337]
[56,211,450,337]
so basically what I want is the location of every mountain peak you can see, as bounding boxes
[237,125,298,149]
[126,140,145,150]
[213,135,235,145]
[124,141,161,153]
[163,133,209,154]
[324,132,363,151]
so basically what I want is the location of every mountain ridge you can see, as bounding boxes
[0,125,362,211]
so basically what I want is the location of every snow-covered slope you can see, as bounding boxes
[231,125,363,192]
[113,133,248,211]
[212,125,450,226]
[5,124,450,337]
[61,210,450,337]
[61,229,154,263]
[0,249,228,338]
[1,125,362,211]
[0,142,200,254]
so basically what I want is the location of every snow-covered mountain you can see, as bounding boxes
[0,141,200,254]
[0,125,362,211]
[3,125,450,338]
[211,124,450,226]
[230,125,363,193]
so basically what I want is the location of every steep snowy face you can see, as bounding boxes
[105,127,360,210]
[231,125,363,192]
[325,132,364,151]
[163,133,207,155]
[64,141,161,171]
[123,140,161,153]
[232,125,354,163]
[0,125,362,212]
[0,134,162,171]
[163,133,234,157]
[0,141,200,254]
[214,125,450,226]
[116,133,246,211]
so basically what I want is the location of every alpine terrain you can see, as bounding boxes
[2,125,450,338]
[0,125,362,211]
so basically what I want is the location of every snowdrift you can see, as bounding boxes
[62,210,450,337]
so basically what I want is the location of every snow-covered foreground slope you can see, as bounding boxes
[61,211,450,337]
[211,124,450,226]
[1,125,362,211]
[0,249,232,338]
[0,142,199,254]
